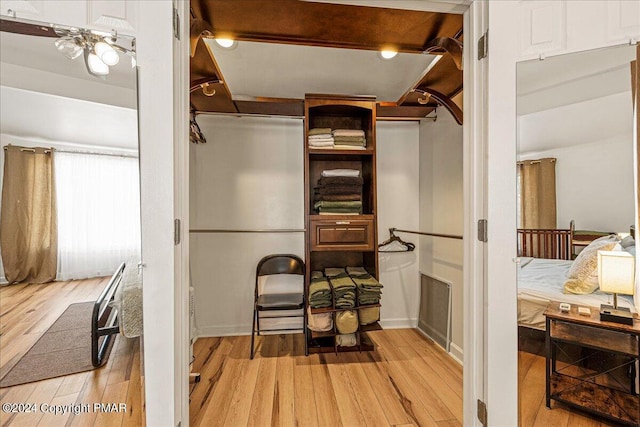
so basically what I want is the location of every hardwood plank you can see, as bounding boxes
[247,336,279,426]
[189,337,235,427]
[198,336,252,426]
[9,377,63,426]
[292,338,319,427]
[93,381,129,427]
[324,353,368,427]
[353,352,412,426]
[341,352,391,427]
[374,332,455,423]
[270,335,295,427]
[36,391,79,427]
[308,354,344,427]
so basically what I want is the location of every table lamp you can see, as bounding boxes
[598,250,635,325]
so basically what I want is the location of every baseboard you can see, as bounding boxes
[197,324,251,337]
[415,326,464,366]
[449,342,464,365]
[378,318,418,329]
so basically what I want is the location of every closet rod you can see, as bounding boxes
[194,111,304,120]
[190,228,306,233]
[391,227,463,240]
[3,145,137,159]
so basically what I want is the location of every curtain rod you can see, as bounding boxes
[391,227,463,240]
[3,145,138,159]
[190,228,306,233]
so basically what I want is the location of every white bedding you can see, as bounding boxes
[518,257,634,330]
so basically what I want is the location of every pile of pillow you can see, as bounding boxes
[563,234,635,294]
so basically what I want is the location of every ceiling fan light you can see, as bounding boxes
[55,37,83,59]
[215,38,236,49]
[379,49,398,60]
[94,41,119,66]
[87,52,109,76]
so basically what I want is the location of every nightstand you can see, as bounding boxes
[545,301,640,426]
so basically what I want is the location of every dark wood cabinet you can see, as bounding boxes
[304,94,381,354]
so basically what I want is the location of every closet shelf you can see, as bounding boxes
[308,214,375,220]
[308,148,374,156]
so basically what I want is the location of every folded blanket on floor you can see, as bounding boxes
[318,176,363,186]
[336,333,357,347]
[314,193,362,202]
[309,128,332,136]
[359,307,380,325]
[321,169,360,178]
[315,186,363,196]
[307,307,333,332]
[333,129,365,137]
[336,310,359,334]
[314,200,362,210]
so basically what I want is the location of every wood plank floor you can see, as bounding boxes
[0,278,143,427]
[519,350,619,427]
[190,329,463,427]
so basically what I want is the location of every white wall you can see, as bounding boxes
[190,115,305,336]
[190,116,421,336]
[377,122,421,329]
[419,112,464,362]
[519,139,634,233]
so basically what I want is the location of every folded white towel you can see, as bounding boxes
[321,169,360,177]
[333,129,365,137]
[308,138,335,145]
[309,142,335,148]
[334,145,366,150]
[308,134,333,140]
[336,333,357,347]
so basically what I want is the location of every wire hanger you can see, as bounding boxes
[378,228,415,252]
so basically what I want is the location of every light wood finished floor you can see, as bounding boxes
[190,328,463,427]
[0,278,143,427]
[519,350,619,427]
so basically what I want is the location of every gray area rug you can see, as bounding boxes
[0,302,114,387]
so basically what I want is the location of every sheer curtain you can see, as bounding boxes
[55,152,141,280]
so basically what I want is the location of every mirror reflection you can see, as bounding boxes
[0,18,143,425]
[516,44,637,426]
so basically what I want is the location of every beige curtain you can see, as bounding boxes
[518,158,557,229]
[0,145,57,284]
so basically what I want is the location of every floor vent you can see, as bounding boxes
[418,273,452,352]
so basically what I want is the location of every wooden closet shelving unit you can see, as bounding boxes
[304,94,381,354]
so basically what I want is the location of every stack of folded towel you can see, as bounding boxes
[308,270,332,309]
[314,169,363,215]
[347,266,383,306]
[333,129,366,150]
[358,307,380,325]
[325,268,356,308]
[308,128,334,149]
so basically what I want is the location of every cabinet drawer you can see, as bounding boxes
[310,218,374,251]
[550,320,639,356]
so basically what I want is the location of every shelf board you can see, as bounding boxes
[310,330,335,338]
[308,214,375,220]
[308,148,374,156]
[360,322,382,332]
[309,304,380,315]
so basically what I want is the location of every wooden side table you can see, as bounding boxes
[545,301,640,426]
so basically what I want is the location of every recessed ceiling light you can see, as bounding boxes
[379,49,398,60]
[215,38,237,49]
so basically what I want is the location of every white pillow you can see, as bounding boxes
[564,235,621,294]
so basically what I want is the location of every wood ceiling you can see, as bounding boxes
[190,0,464,123]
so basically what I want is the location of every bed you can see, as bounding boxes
[91,261,143,367]
[517,256,634,330]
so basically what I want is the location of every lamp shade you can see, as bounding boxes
[598,250,635,295]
